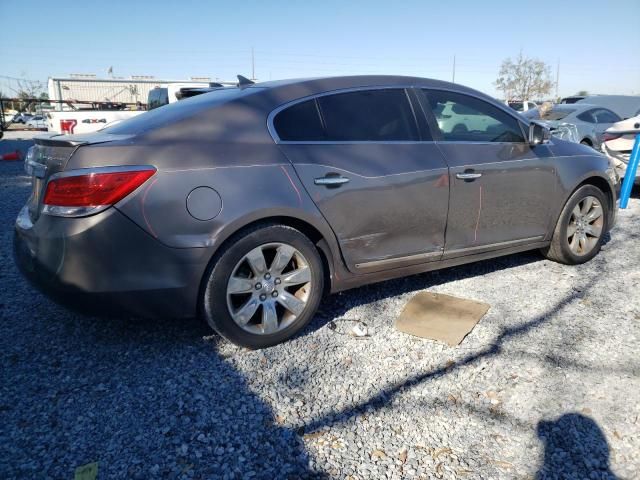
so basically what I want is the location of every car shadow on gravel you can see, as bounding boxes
[298,279,594,435]
[535,413,619,479]
[310,250,543,334]
[0,298,328,479]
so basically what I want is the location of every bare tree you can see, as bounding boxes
[495,53,553,101]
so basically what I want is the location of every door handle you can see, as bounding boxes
[456,172,482,180]
[314,175,350,187]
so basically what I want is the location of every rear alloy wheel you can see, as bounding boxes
[541,185,609,264]
[202,224,324,348]
[226,243,312,335]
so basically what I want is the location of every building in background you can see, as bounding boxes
[47,74,234,109]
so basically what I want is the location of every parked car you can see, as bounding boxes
[577,95,640,120]
[25,115,46,128]
[602,114,640,184]
[147,82,226,110]
[529,104,622,149]
[560,96,586,104]
[15,76,618,348]
[507,100,537,112]
[11,112,33,124]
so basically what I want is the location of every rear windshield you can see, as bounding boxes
[508,102,524,111]
[541,108,574,121]
[103,87,257,135]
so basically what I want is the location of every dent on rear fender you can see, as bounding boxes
[115,163,330,250]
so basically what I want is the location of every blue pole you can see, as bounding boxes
[619,134,640,209]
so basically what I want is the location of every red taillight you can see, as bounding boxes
[44,168,155,207]
[60,119,77,134]
[602,132,621,143]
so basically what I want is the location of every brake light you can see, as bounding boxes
[43,167,155,216]
[60,119,77,134]
[602,132,621,143]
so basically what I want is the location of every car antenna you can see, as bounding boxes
[237,75,255,88]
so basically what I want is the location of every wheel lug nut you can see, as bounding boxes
[259,294,267,301]
[255,283,262,290]
[264,273,271,280]
[271,291,278,298]
[274,278,281,285]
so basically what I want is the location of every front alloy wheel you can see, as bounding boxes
[566,196,604,256]
[541,184,609,265]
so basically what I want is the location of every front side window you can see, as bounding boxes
[317,89,419,141]
[425,90,525,143]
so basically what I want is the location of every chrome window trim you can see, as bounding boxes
[268,84,531,145]
[355,250,442,269]
[267,85,424,144]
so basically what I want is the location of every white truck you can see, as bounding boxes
[45,82,228,134]
[45,108,144,134]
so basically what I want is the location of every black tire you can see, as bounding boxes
[580,139,593,148]
[202,223,324,349]
[541,185,609,265]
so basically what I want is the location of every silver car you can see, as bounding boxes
[527,104,622,149]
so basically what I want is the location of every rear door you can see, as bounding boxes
[419,89,557,255]
[274,88,450,273]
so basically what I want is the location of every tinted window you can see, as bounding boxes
[318,89,418,141]
[273,99,325,141]
[426,90,525,143]
[592,109,621,124]
[541,108,575,121]
[148,88,169,110]
[576,110,596,123]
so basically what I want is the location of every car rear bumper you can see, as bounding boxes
[14,205,211,319]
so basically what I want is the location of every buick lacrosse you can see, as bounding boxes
[15,76,617,348]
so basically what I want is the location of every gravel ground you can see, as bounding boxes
[1,158,639,480]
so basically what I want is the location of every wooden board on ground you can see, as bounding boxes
[395,292,490,346]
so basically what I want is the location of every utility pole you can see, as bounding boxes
[555,60,560,100]
[452,55,456,83]
[251,47,255,81]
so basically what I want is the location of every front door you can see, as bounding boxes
[420,89,557,254]
[273,88,450,273]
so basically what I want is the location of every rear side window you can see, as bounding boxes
[425,90,525,143]
[273,99,325,141]
[318,89,418,141]
[592,109,621,123]
[577,110,596,123]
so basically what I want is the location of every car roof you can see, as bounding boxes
[249,75,497,104]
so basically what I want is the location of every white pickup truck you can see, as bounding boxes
[45,108,144,134]
[45,82,225,134]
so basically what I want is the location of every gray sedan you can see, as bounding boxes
[14,76,618,348]
[526,104,622,149]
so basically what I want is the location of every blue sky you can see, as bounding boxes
[1,0,639,98]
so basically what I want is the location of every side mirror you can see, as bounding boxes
[529,121,550,146]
